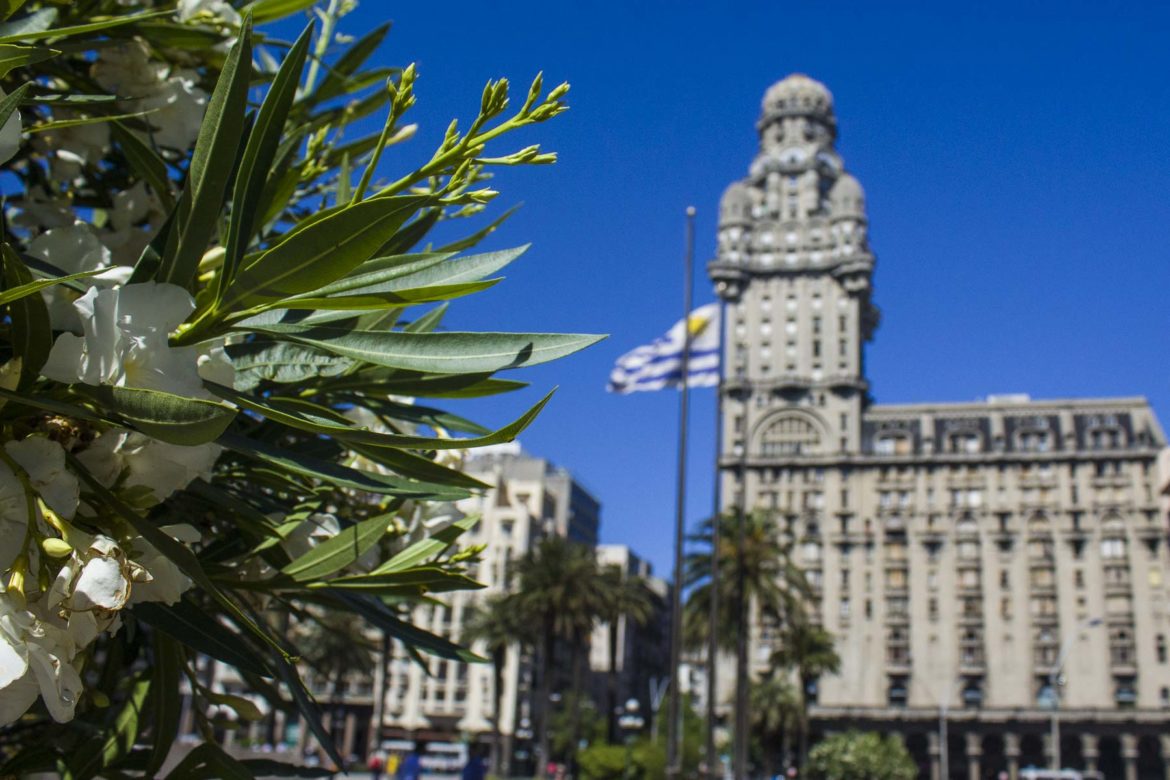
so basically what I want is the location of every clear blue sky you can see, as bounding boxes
[292,2,1170,578]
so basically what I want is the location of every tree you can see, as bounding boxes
[682,510,811,652]
[769,616,841,767]
[506,535,607,772]
[598,564,656,742]
[0,0,591,775]
[463,594,536,776]
[804,731,916,780]
[748,675,800,778]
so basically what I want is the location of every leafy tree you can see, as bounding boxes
[505,535,607,770]
[804,731,917,780]
[748,675,800,778]
[0,0,595,775]
[597,564,656,742]
[463,594,537,776]
[770,616,841,767]
[682,510,811,652]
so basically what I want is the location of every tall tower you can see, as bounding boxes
[710,74,878,469]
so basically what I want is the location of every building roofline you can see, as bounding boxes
[868,395,1153,414]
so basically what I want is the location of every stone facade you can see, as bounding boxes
[709,74,1170,778]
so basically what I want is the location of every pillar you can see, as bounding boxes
[1081,734,1099,773]
[966,732,983,780]
[342,710,357,761]
[928,731,941,780]
[1159,734,1170,780]
[1122,734,1139,780]
[1004,733,1020,780]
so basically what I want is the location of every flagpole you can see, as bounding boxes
[705,297,725,780]
[666,206,695,780]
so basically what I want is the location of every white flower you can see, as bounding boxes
[28,222,130,332]
[48,535,142,615]
[281,513,340,559]
[41,282,212,399]
[0,589,83,725]
[127,524,200,606]
[0,88,22,166]
[31,110,110,182]
[76,430,221,504]
[0,438,79,572]
[8,187,74,236]
[101,181,167,265]
[177,0,241,25]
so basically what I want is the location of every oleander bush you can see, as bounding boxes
[0,0,595,775]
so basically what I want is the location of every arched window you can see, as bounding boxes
[759,415,822,456]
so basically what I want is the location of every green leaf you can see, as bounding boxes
[219,195,426,311]
[274,250,452,299]
[226,340,351,390]
[0,386,104,423]
[0,2,34,25]
[405,301,448,333]
[220,23,313,298]
[248,326,605,373]
[243,0,320,24]
[337,591,482,662]
[134,601,272,678]
[158,16,253,290]
[0,265,104,306]
[436,204,519,253]
[373,514,480,574]
[210,384,551,451]
[80,386,236,446]
[1,245,51,379]
[99,676,151,775]
[345,443,488,490]
[0,42,54,77]
[111,122,175,211]
[281,511,392,582]
[385,244,527,290]
[0,82,30,138]
[145,633,183,776]
[217,431,470,499]
[317,566,483,595]
[309,22,390,105]
[0,9,171,44]
[281,278,500,310]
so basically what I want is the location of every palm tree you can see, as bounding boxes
[295,612,377,756]
[463,594,535,777]
[749,675,801,779]
[769,616,840,768]
[682,509,810,653]
[505,535,606,775]
[597,565,656,743]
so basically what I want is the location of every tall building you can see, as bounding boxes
[709,74,1170,778]
[379,443,601,762]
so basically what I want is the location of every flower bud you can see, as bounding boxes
[41,538,74,558]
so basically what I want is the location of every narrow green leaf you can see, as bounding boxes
[0,386,104,423]
[0,9,170,44]
[1,245,51,379]
[280,278,500,310]
[210,384,552,451]
[220,23,313,297]
[436,204,519,253]
[163,743,257,780]
[243,0,320,24]
[0,3,36,26]
[405,302,448,333]
[337,591,482,662]
[111,122,174,211]
[220,195,426,311]
[318,566,483,594]
[282,511,392,582]
[145,633,183,776]
[0,42,54,77]
[374,515,480,575]
[248,325,605,373]
[99,676,150,774]
[217,431,470,499]
[345,443,489,489]
[0,265,103,306]
[268,654,343,767]
[278,250,452,299]
[226,340,351,390]
[80,386,236,446]
[0,82,30,137]
[374,207,439,256]
[381,244,526,290]
[158,17,253,290]
[134,601,272,678]
[309,22,390,104]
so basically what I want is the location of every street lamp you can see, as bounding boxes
[1049,617,1103,771]
[618,698,646,780]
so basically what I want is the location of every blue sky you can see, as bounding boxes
[296,2,1170,577]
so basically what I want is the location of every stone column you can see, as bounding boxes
[1159,734,1170,780]
[1004,733,1021,780]
[1043,734,1055,769]
[966,732,983,780]
[342,711,357,761]
[1122,734,1139,780]
[928,731,942,780]
[1081,734,1099,773]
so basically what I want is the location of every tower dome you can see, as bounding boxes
[761,73,835,126]
[719,181,753,226]
[829,172,865,218]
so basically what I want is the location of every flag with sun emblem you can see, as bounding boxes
[607,303,721,393]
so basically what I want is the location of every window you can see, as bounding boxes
[1157,634,1167,664]
[875,435,911,455]
[1019,430,1051,452]
[759,415,822,456]
[950,432,982,453]
[1101,537,1127,559]
[887,679,908,707]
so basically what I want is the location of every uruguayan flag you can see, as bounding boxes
[607,303,721,393]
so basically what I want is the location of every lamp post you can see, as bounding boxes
[1049,617,1103,771]
[619,698,646,780]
